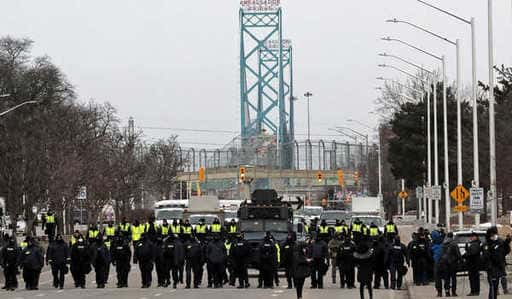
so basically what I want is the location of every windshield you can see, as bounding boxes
[302,207,323,216]
[353,217,384,227]
[189,215,218,225]
[320,212,350,221]
[243,231,288,242]
[224,211,237,219]
[454,234,486,244]
[155,209,183,220]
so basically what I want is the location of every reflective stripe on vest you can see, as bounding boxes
[319,226,329,234]
[182,226,192,234]
[46,215,55,224]
[229,225,237,233]
[20,241,28,249]
[275,243,281,263]
[70,236,77,245]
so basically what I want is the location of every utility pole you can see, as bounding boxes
[304,92,313,141]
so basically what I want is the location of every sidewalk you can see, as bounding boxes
[407,275,512,298]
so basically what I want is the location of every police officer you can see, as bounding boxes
[1,235,20,291]
[224,237,235,286]
[20,237,44,290]
[334,219,349,235]
[310,235,328,289]
[111,232,131,288]
[281,233,296,289]
[173,233,185,287]
[161,233,178,287]
[368,222,381,240]
[337,234,356,289]
[91,234,110,288]
[232,233,250,288]
[482,227,511,299]
[373,236,389,289]
[134,233,155,288]
[209,218,223,237]
[328,232,342,284]
[464,232,481,296]
[185,237,203,288]
[438,232,461,296]
[408,228,431,286]
[258,232,276,288]
[44,211,57,242]
[388,236,407,290]
[384,219,398,242]
[171,219,181,236]
[207,234,227,288]
[70,236,91,288]
[46,234,70,289]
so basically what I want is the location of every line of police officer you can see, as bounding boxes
[1,215,405,295]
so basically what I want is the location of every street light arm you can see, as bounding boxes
[336,126,367,139]
[387,18,456,45]
[328,128,358,142]
[347,119,373,130]
[379,63,429,85]
[379,53,433,75]
[0,101,38,117]
[382,37,443,61]
[416,0,471,24]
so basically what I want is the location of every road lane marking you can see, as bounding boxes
[154,293,162,297]
[35,294,45,297]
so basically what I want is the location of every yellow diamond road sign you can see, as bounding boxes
[399,191,408,199]
[450,185,470,204]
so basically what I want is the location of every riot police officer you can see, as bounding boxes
[20,237,44,290]
[408,228,431,286]
[194,218,207,242]
[91,235,110,288]
[310,236,328,289]
[44,211,57,242]
[173,233,185,288]
[464,232,482,296]
[373,236,389,289]
[258,232,277,289]
[281,233,296,289]
[46,234,70,289]
[87,224,100,244]
[70,236,91,288]
[317,219,330,242]
[111,233,131,288]
[337,235,356,289]
[388,236,407,290]
[384,219,398,242]
[231,233,250,288]
[207,234,227,288]
[117,217,132,240]
[154,235,167,287]
[161,233,178,287]
[185,237,203,288]
[482,227,511,299]
[1,235,20,291]
[134,233,155,288]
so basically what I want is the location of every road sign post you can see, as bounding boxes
[470,187,484,213]
[416,186,423,220]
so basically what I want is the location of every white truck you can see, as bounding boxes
[351,196,382,215]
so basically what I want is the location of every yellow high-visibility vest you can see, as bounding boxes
[304,225,309,233]
[386,224,396,233]
[70,236,77,245]
[352,224,362,233]
[171,225,181,234]
[195,224,207,234]
[211,224,221,233]
[88,229,99,238]
[105,226,116,237]
[132,225,143,241]
[161,225,169,235]
[369,227,380,236]
[228,225,237,234]
[182,226,192,235]
[46,215,55,224]
[20,241,28,249]
[119,223,131,232]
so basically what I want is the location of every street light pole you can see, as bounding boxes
[0,100,39,117]
[416,0,480,226]
[304,92,313,142]
[488,0,497,226]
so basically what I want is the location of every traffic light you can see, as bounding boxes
[337,169,344,186]
[239,166,246,182]
[354,171,360,185]
[316,171,323,182]
[198,167,205,182]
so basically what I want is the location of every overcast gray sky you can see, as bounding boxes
[3,0,512,148]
